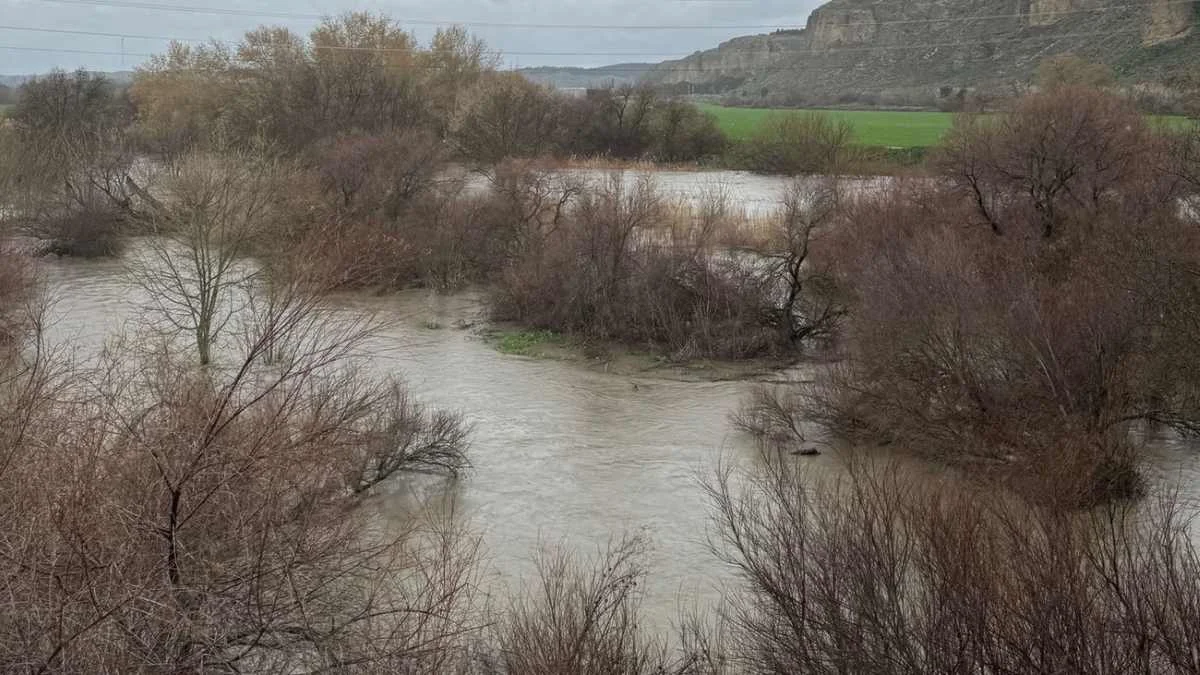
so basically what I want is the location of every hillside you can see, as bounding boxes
[641,0,1199,105]
[519,64,651,90]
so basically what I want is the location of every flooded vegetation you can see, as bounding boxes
[2,10,1200,673]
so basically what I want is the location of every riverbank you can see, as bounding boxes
[481,324,800,382]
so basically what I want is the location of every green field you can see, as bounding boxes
[698,104,957,148]
[698,103,1194,149]
[0,104,12,117]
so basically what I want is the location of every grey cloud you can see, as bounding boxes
[0,0,823,74]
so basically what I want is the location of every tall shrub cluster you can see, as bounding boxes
[749,87,1200,502]
[3,70,137,255]
[490,171,841,359]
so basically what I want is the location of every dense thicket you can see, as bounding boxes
[124,15,724,166]
[0,14,730,263]
[742,87,1200,502]
[3,70,136,255]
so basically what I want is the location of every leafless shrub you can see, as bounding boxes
[316,130,447,215]
[755,180,843,344]
[808,176,1166,500]
[732,386,809,448]
[131,152,282,365]
[706,450,1200,674]
[493,172,835,359]
[351,384,471,494]
[1166,124,1200,211]
[477,535,670,675]
[453,73,562,165]
[937,87,1172,239]
[0,261,477,671]
[0,248,38,348]
[649,101,727,164]
[779,89,1200,501]
[297,131,505,291]
[5,70,143,256]
[558,86,658,159]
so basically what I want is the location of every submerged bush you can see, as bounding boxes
[4,70,141,256]
[0,247,37,348]
[491,173,838,360]
[0,268,474,671]
[707,450,1200,674]
[765,88,1200,502]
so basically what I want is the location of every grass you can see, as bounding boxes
[0,104,13,118]
[493,329,565,356]
[698,104,957,148]
[699,103,1196,149]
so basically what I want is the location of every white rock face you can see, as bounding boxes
[1028,0,1083,27]
[1144,0,1195,45]
[807,6,879,48]
[641,0,1197,96]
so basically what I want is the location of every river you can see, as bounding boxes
[31,167,1200,636]
[37,236,820,633]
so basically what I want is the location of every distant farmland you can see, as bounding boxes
[697,103,1195,149]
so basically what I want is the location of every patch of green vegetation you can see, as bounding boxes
[699,103,1196,149]
[699,104,958,148]
[493,329,565,356]
[1148,115,1198,133]
[0,104,13,118]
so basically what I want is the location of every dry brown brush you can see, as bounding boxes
[0,272,476,671]
[734,112,855,175]
[492,172,841,359]
[474,536,672,675]
[774,88,1200,502]
[3,70,143,257]
[707,450,1200,674]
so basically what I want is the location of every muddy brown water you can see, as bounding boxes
[39,247,833,631]
[31,168,1200,635]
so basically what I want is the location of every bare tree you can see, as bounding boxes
[937,87,1168,240]
[0,253,475,671]
[131,153,276,365]
[452,73,561,165]
[351,384,471,494]
[737,112,854,175]
[758,180,843,343]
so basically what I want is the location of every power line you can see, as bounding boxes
[0,24,1161,67]
[38,0,811,30]
[0,43,156,58]
[36,0,1194,32]
[0,25,692,57]
[0,23,1161,74]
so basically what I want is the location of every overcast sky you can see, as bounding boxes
[0,0,824,74]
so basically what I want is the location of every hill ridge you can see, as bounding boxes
[640,0,1198,105]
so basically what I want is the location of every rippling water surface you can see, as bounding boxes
[33,168,1200,632]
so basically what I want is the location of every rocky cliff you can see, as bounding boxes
[643,0,1197,103]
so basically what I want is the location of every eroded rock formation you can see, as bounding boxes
[642,0,1197,102]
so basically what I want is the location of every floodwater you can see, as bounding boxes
[31,167,1200,634]
[37,238,826,632]
[465,167,892,216]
